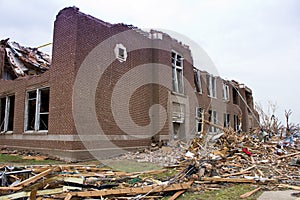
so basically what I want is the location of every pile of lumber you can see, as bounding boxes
[0,130,299,199]
[0,165,193,199]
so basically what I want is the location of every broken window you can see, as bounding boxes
[0,95,15,133]
[233,115,240,131]
[208,110,218,133]
[245,91,253,108]
[172,102,184,123]
[25,87,49,132]
[206,74,216,98]
[223,113,230,128]
[194,70,202,93]
[232,87,238,105]
[114,43,127,62]
[173,122,181,140]
[196,107,203,133]
[222,84,230,101]
[171,51,184,93]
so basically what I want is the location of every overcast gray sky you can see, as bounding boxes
[0,0,299,124]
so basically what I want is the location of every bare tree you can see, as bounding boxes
[255,101,283,137]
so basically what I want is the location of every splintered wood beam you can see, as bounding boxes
[64,193,73,200]
[240,187,261,198]
[278,152,300,159]
[60,181,193,198]
[278,184,300,190]
[168,190,186,200]
[221,165,256,178]
[15,167,57,188]
[0,186,23,191]
[0,188,64,200]
[201,177,255,183]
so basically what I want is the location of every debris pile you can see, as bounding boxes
[0,165,193,199]
[117,142,187,166]
[184,129,300,184]
[0,38,51,80]
[0,130,299,199]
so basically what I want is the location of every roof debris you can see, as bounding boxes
[0,38,51,80]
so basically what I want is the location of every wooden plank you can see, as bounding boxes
[278,152,300,159]
[29,189,37,200]
[221,170,251,178]
[15,167,57,187]
[221,165,255,178]
[201,177,255,183]
[64,193,73,200]
[278,184,300,190]
[240,187,261,198]
[0,186,22,191]
[0,187,64,200]
[168,190,186,200]
[56,181,193,198]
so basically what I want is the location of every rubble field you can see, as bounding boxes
[0,130,299,199]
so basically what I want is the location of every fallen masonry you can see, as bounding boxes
[0,129,299,199]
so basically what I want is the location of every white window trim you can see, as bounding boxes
[224,113,230,128]
[196,107,203,133]
[209,110,218,133]
[114,43,127,62]
[24,87,49,133]
[207,74,217,98]
[172,50,184,94]
[0,96,13,133]
[223,84,230,101]
[233,115,241,131]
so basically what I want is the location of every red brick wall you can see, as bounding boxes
[0,7,258,160]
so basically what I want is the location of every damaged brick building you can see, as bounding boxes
[0,7,259,161]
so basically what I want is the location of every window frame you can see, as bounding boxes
[208,110,218,133]
[223,113,230,128]
[194,70,202,93]
[233,114,240,131]
[206,74,217,98]
[171,51,184,94]
[114,43,127,62]
[0,95,15,133]
[222,84,230,101]
[196,107,203,134]
[24,87,49,133]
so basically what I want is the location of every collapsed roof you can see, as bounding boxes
[0,38,51,80]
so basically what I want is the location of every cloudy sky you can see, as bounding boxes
[0,0,299,123]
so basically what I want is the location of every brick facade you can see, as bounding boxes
[0,7,259,161]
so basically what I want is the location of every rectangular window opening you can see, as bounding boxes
[0,95,15,133]
[223,113,230,128]
[223,84,230,101]
[171,51,184,93]
[233,115,240,131]
[206,74,216,98]
[232,87,238,105]
[196,107,203,133]
[209,110,218,133]
[194,70,202,93]
[25,87,49,132]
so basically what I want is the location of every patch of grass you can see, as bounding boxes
[162,184,263,200]
[100,159,162,173]
[0,154,62,165]
[0,154,24,163]
[151,169,178,180]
